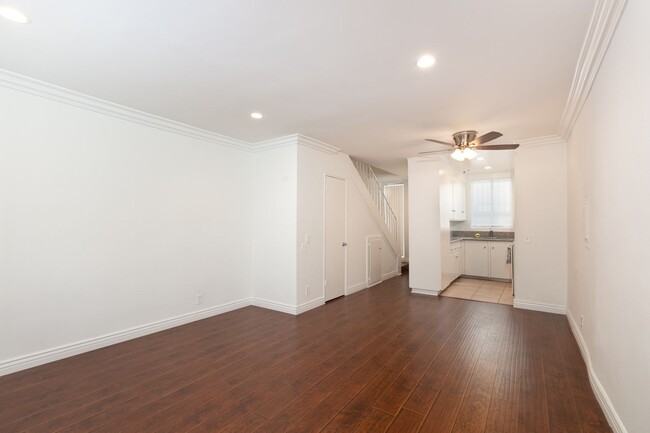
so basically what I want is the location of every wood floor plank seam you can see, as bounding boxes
[116,284,420,432]
[417,308,501,432]
[319,302,468,432]
[0,306,283,390]
[448,308,511,433]
[69,292,409,432]
[12,310,318,432]
[0,274,612,433]
[402,303,495,415]
[372,300,474,416]
[83,304,400,432]
[248,286,430,424]
[253,296,436,428]
[278,305,447,433]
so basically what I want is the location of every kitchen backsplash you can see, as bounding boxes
[451,230,515,240]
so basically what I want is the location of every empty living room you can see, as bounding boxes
[0,1,647,432]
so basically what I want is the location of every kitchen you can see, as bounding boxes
[407,146,515,304]
[439,150,515,305]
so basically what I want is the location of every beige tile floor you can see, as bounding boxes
[440,277,514,305]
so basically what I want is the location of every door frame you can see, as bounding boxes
[323,174,348,300]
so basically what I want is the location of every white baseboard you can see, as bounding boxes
[411,288,440,296]
[250,298,297,315]
[567,310,627,433]
[347,282,367,295]
[382,270,399,281]
[296,297,325,314]
[513,299,566,314]
[0,298,251,377]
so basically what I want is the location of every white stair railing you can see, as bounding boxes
[352,160,400,247]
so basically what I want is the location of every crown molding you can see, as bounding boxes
[296,134,340,154]
[518,135,566,148]
[250,134,300,152]
[6,66,558,158]
[0,68,253,152]
[557,0,628,139]
[249,134,341,154]
[0,68,347,156]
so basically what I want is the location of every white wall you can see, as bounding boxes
[567,2,650,431]
[296,144,399,307]
[513,141,568,313]
[0,84,252,365]
[251,145,298,310]
[407,157,445,295]
[0,70,402,376]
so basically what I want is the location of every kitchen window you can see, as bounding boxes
[471,177,513,228]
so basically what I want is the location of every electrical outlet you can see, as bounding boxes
[580,315,584,329]
[305,285,310,296]
[196,293,204,305]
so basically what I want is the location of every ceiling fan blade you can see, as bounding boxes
[472,144,520,150]
[425,138,455,146]
[472,131,503,145]
[418,149,454,155]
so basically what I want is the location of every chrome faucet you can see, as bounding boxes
[488,229,494,238]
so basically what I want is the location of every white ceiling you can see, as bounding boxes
[0,0,594,176]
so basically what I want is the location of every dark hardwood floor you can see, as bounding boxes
[0,273,611,432]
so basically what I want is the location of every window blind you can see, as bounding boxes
[471,178,513,228]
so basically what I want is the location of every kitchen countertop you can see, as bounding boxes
[450,237,514,243]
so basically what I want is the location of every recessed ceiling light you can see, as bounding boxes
[477,157,485,161]
[484,166,492,170]
[0,6,30,23]
[416,54,436,69]
[250,112,263,120]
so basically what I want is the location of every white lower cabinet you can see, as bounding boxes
[459,243,465,275]
[489,242,512,279]
[464,241,489,277]
[463,241,512,280]
[448,242,465,282]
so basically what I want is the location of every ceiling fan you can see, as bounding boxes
[420,130,519,161]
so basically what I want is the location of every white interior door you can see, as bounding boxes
[368,236,382,286]
[325,176,346,301]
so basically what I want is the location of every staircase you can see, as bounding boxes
[351,159,400,249]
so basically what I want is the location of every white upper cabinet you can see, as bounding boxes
[451,181,466,221]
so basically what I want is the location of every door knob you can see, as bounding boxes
[342,242,348,247]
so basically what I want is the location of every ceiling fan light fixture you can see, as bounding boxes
[450,148,477,161]
[463,148,477,160]
[451,149,464,161]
